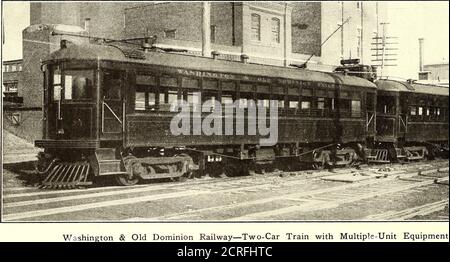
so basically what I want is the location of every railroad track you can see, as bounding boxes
[150,162,450,220]
[2,160,448,221]
[365,199,449,220]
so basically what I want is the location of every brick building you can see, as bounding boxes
[3,24,88,142]
[28,2,386,69]
[2,59,23,105]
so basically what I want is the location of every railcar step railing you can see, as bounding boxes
[40,161,92,189]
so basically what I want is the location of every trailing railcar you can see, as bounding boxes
[371,78,449,162]
[34,41,377,187]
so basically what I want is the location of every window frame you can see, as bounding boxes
[63,69,95,101]
[271,17,281,43]
[164,29,177,39]
[210,25,217,43]
[251,13,261,41]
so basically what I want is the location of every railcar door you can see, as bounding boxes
[375,91,398,142]
[366,92,376,137]
[101,70,126,140]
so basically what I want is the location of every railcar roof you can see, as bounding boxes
[376,79,449,96]
[44,43,376,89]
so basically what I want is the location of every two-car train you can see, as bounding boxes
[34,40,449,188]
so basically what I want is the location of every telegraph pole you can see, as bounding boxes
[371,22,398,77]
[341,2,345,59]
[202,2,211,57]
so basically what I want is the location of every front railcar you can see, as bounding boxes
[35,45,103,188]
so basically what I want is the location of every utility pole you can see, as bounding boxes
[360,2,364,63]
[202,2,211,57]
[341,2,345,59]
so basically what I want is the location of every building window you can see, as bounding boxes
[251,14,261,41]
[271,18,280,43]
[3,81,18,92]
[11,112,21,126]
[210,25,216,43]
[164,29,177,39]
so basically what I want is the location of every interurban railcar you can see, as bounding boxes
[372,79,449,161]
[34,41,377,187]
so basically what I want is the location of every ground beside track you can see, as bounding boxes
[2,157,448,221]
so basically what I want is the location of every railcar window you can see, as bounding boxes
[202,91,218,112]
[429,107,435,120]
[160,76,178,87]
[272,94,285,109]
[289,99,299,109]
[221,87,236,106]
[182,77,199,89]
[351,100,361,117]
[158,89,179,112]
[149,93,156,107]
[239,91,254,108]
[221,95,234,105]
[135,91,146,111]
[271,86,285,109]
[134,85,157,111]
[256,92,271,108]
[259,99,270,108]
[64,70,94,100]
[203,79,218,90]
[317,97,325,110]
[103,71,122,100]
[183,90,201,112]
[159,76,179,112]
[136,75,156,86]
[160,90,178,112]
[410,107,417,116]
[418,107,423,116]
[301,99,311,110]
[53,67,62,101]
[377,96,396,115]
[239,98,248,108]
[221,81,236,91]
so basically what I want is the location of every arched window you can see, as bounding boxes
[271,18,280,43]
[251,14,261,41]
